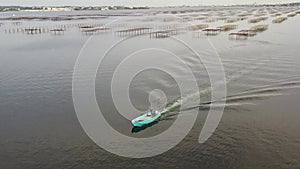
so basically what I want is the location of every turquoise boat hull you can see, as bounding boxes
[131,111,161,127]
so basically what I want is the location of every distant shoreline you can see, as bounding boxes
[0,6,150,12]
[1,3,300,12]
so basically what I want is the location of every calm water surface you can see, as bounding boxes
[0,8,300,169]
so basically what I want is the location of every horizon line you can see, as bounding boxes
[1,2,300,8]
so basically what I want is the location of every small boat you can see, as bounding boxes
[131,110,161,127]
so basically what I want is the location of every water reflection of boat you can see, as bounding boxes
[131,121,159,133]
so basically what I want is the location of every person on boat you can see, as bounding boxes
[148,109,156,116]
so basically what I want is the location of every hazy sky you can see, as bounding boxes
[1,0,298,7]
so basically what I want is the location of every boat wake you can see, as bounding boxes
[160,75,300,120]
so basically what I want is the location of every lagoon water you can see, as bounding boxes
[1,7,300,169]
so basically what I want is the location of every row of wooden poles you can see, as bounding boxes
[112,24,235,38]
[0,23,267,39]
[2,23,106,35]
[191,24,237,37]
[187,23,269,39]
[2,23,180,38]
[83,25,182,38]
[4,27,66,35]
[229,25,268,40]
